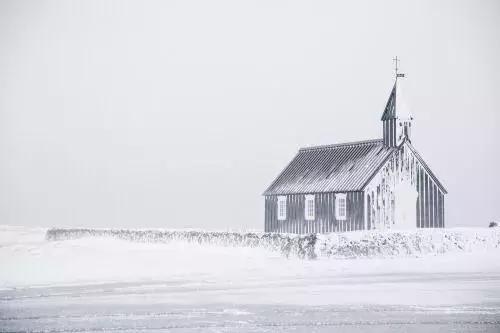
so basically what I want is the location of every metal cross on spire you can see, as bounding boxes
[393,56,405,79]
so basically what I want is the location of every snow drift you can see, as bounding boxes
[316,228,500,258]
[46,227,500,260]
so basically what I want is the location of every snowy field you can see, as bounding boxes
[1,226,500,332]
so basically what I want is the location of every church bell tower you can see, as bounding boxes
[382,57,413,147]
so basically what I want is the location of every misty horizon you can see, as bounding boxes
[1,0,499,230]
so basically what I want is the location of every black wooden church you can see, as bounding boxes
[263,69,447,234]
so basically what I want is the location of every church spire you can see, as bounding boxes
[393,56,405,80]
[382,57,413,147]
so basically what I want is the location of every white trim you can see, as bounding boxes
[277,196,287,221]
[305,194,315,221]
[335,193,347,220]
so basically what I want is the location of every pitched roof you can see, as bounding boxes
[381,80,412,121]
[381,82,396,120]
[263,139,396,195]
[405,141,447,194]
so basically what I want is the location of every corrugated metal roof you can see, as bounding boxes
[263,139,396,195]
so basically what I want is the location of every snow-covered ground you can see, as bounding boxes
[1,225,500,332]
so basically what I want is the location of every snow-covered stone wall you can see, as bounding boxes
[46,227,500,260]
[317,228,500,258]
[46,228,318,259]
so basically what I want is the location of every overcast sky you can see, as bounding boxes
[1,0,499,230]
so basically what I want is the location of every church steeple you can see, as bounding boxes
[382,57,413,147]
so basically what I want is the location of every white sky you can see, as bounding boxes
[1,0,499,230]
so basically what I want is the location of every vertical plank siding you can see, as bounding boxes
[264,192,365,234]
[383,119,397,147]
[366,194,372,230]
[424,174,429,228]
[429,179,434,228]
[264,150,445,233]
[412,166,445,229]
[416,169,421,228]
[441,191,445,228]
[265,172,445,233]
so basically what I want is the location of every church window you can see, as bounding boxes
[336,193,347,220]
[277,196,286,220]
[305,195,315,220]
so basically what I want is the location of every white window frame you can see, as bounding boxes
[277,196,287,220]
[305,194,315,221]
[335,193,347,220]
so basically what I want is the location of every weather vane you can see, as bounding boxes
[393,56,405,79]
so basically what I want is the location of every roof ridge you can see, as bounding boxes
[299,138,383,152]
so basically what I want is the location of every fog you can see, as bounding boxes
[1,0,499,230]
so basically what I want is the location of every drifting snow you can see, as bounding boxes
[2,226,500,332]
[46,227,500,260]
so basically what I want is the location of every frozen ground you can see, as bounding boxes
[1,226,500,332]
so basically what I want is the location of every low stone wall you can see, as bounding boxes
[46,228,318,259]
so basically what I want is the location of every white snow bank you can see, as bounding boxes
[45,227,500,260]
[2,226,500,301]
[317,228,500,258]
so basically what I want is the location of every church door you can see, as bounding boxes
[394,179,418,229]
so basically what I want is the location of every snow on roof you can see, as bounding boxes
[395,78,412,119]
[381,79,412,121]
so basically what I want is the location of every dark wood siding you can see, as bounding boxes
[383,119,397,147]
[425,172,429,227]
[415,165,445,229]
[366,194,372,230]
[265,165,445,233]
[264,192,365,234]
[416,168,421,228]
[429,179,434,227]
